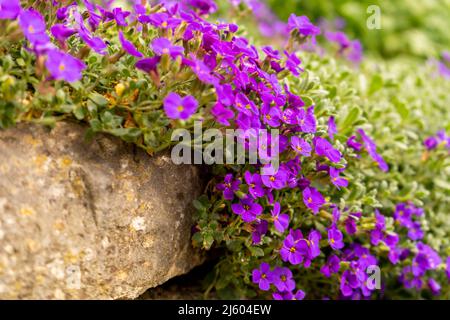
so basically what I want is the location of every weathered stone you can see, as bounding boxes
[0,121,204,299]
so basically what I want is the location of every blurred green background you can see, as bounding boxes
[267,0,450,59]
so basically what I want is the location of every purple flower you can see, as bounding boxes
[325,31,350,50]
[329,167,348,189]
[0,0,21,20]
[252,262,273,291]
[244,171,264,198]
[261,166,287,190]
[163,92,198,120]
[261,104,281,127]
[320,255,340,277]
[347,40,363,64]
[252,220,268,244]
[217,174,240,201]
[291,136,311,157]
[45,50,86,83]
[152,37,184,58]
[72,10,107,54]
[211,103,234,126]
[357,129,388,172]
[407,221,424,241]
[135,56,160,73]
[119,31,143,57]
[272,267,296,292]
[50,24,77,44]
[345,216,357,235]
[112,7,130,27]
[284,51,302,76]
[428,278,441,296]
[231,197,263,223]
[412,243,441,276]
[19,9,50,45]
[347,135,362,151]
[307,229,321,259]
[424,136,438,150]
[297,107,316,133]
[287,14,320,37]
[235,93,258,116]
[313,137,341,163]
[328,116,337,140]
[302,187,325,214]
[328,225,344,250]
[280,231,308,265]
[271,202,289,233]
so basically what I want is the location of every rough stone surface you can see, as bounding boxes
[0,121,204,299]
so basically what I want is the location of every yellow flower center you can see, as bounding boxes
[296,146,302,152]
[269,176,275,181]
[161,21,168,28]
[59,64,65,71]
[177,105,184,112]
[307,197,312,203]
[266,115,271,120]
[281,275,287,282]
[28,25,35,33]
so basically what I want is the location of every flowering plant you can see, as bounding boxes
[0,0,449,300]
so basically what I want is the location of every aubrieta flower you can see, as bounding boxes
[272,267,296,292]
[287,14,320,37]
[328,225,344,250]
[217,173,240,200]
[261,165,288,190]
[50,24,77,45]
[428,278,441,296]
[135,56,161,73]
[329,167,348,189]
[328,116,337,140]
[271,202,289,233]
[357,129,388,172]
[252,220,268,244]
[306,229,322,260]
[119,31,143,57]
[244,171,264,198]
[231,197,263,223]
[291,136,311,157]
[163,92,198,120]
[252,262,273,291]
[296,106,316,133]
[0,0,21,20]
[320,255,341,277]
[19,9,50,45]
[302,187,325,214]
[347,135,362,151]
[45,49,86,82]
[313,136,341,163]
[280,229,308,265]
[211,103,234,126]
[152,37,184,58]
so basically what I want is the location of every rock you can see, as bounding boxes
[0,121,204,299]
